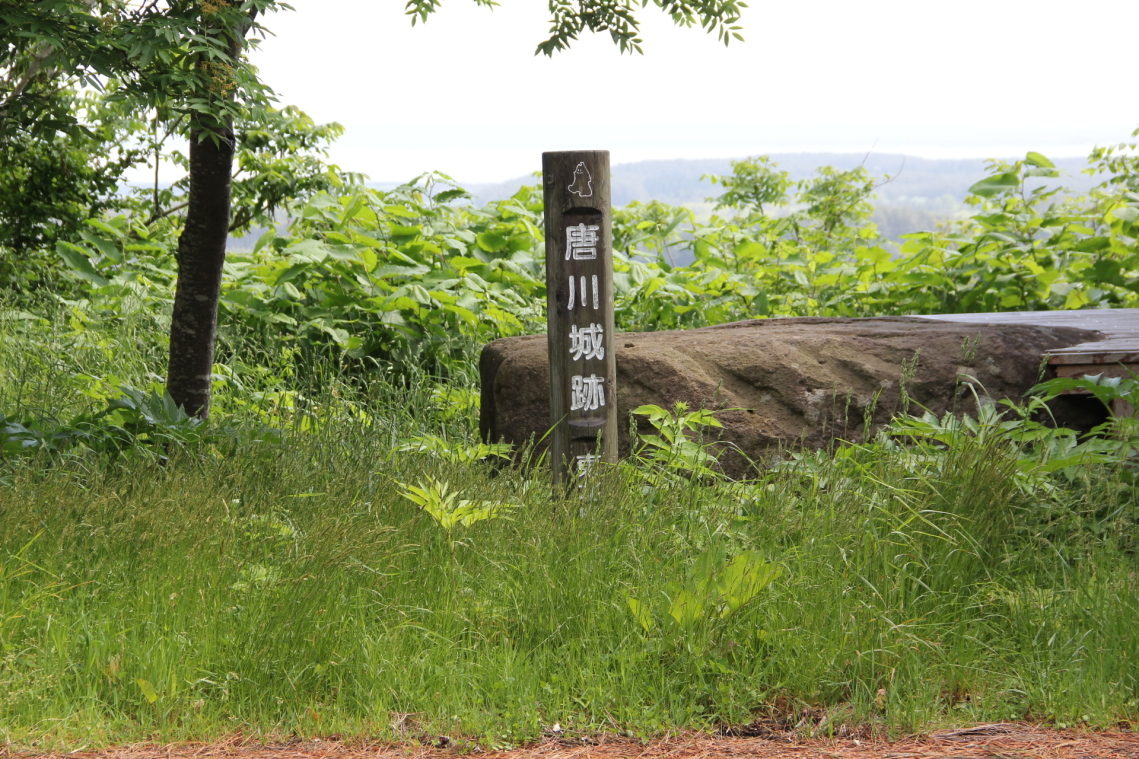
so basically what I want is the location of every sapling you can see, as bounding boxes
[399,478,516,557]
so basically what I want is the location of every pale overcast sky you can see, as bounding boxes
[247,0,1137,183]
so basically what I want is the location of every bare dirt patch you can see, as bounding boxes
[14,724,1139,759]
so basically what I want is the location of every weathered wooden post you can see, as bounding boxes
[543,150,618,486]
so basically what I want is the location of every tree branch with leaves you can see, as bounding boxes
[2,0,746,419]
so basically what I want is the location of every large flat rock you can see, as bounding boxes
[479,316,1104,475]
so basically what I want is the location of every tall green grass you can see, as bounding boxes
[1,309,1138,748]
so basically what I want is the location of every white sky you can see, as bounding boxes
[246,0,1139,184]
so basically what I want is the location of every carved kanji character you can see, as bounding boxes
[566,223,599,260]
[570,374,606,411]
[568,323,605,361]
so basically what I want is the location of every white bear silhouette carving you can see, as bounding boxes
[568,162,593,198]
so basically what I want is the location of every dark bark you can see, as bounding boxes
[166,124,235,418]
[165,9,256,419]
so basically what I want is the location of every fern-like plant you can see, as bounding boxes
[399,478,516,556]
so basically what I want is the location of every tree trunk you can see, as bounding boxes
[166,124,235,419]
[165,8,256,420]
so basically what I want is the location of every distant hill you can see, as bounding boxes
[458,153,1095,240]
[466,153,1094,205]
[232,153,1099,252]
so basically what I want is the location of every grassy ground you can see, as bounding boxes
[1,310,1138,749]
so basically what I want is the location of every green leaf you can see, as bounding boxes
[443,303,478,327]
[854,246,891,266]
[85,218,126,239]
[448,255,485,272]
[1024,151,1055,169]
[1090,259,1126,286]
[733,241,767,260]
[316,324,351,346]
[632,404,669,421]
[434,189,468,203]
[968,172,1020,198]
[626,597,654,632]
[1064,288,1091,309]
[136,678,159,704]
[283,239,331,261]
[717,552,780,615]
[384,205,420,219]
[1110,206,1139,223]
[668,588,704,628]
[476,231,509,253]
[1074,236,1111,253]
[55,242,108,287]
[338,195,367,226]
[273,263,309,286]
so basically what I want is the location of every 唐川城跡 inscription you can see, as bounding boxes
[543,151,617,485]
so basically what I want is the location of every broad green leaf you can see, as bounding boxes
[626,597,654,632]
[449,256,485,271]
[854,246,891,266]
[968,172,1020,198]
[734,241,767,260]
[1075,236,1111,253]
[136,678,159,704]
[384,204,420,219]
[373,264,430,279]
[1090,259,1125,286]
[717,551,780,614]
[1110,206,1139,223]
[506,235,533,253]
[55,242,108,286]
[668,588,704,628]
[283,239,331,261]
[1024,151,1056,169]
[338,195,366,226]
[476,231,509,253]
[434,189,468,203]
[85,218,126,239]
[1063,288,1091,309]
[260,313,298,326]
[632,404,669,420]
[273,263,309,286]
[443,303,478,327]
